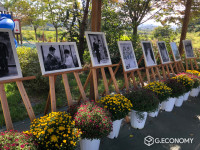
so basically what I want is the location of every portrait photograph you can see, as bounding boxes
[0,29,22,81]
[85,31,112,67]
[141,41,157,67]
[36,42,82,75]
[118,41,138,71]
[170,42,181,61]
[183,40,195,58]
[157,41,170,64]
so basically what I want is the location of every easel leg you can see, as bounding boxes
[169,64,176,75]
[49,76,56,112]
[78,71,92,101]
[151,68,156,81]
[146,68,151,83]
[62,74,73,106]
[101,68,110,95]
[161,65,167,80]
[108,67,120,93]
[16,81,36,122]
[74,72,87,101]
[185,59,189,71]
[155,67,162,81]
[92,69,99,101]
[180,61,185,72]
[130,72,137,88]
[174,63,179,74]
[165,65,171,78]
[190,60,194,70]
[137,70,144,87]
[194,59,199,70]
[0,84,13,130]
[123,72,129,92]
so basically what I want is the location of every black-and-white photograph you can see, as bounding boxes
[141,41,157,67]
[118,41,138,71]
[0,29,22,81]
[157,41,170,64]
[85,31,112,67]
[170,42,181,61]
[36,42,82,75]
[183,40,195,58]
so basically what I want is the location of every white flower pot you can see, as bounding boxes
[161,97,176,112]
[80,138,100,150]
[131,110,147,129]
[190,88,199,97]
[183,91,190,101]
[175,95,184,107]
[149,103,160,117]
[107,119,123,139]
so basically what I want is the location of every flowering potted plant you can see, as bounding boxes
[74,101,112,150]
[98,94,132,139]
[190,78,200,97]
[172,74,194,101]
[164,79,186,111]
[144,81,172,117]
[0,130,37,150]
[125,88,159,129]
[29,111,82,150]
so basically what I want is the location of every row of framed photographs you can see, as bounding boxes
[0,29,196,81]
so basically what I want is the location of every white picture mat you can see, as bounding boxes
[36,42,82,75]
[0,29,22,81]
[118,41,138,71]
[85,31,112,67]
[141,41,157,67]
[182,40,195,58]
[170,42,181,61]
[157,41,171,64]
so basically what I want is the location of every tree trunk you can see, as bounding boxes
[132,24,139,48]
[78,0,90,64]
[34,27,37,41]
[178,0,193,56]
[55,27,58,42]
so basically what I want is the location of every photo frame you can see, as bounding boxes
[141,41,157,67]
[170,42,181,61]
[157,41,171,64]
[85,31,112,67]
[36,42,82,75]
[118,41,138,71]
[0,28,22,81]
[182,40,195,58]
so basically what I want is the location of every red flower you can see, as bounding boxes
[15,139,19,142]
[20,144,25,148]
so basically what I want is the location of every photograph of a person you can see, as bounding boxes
[85,31,112,67]
[36,42,82,75]
[141,41,157,67]
[118,41,138,71]
[183,40,195,58]
[170,42,181,61]
[157,41,170,64]
[0,29,22,81]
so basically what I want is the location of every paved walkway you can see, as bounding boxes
[0,95,200,150]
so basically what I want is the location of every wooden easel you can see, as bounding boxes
[185,57,199,71]
[0,76,36,130]
[79,64,120,101]
[44,69,87,114]
[173,60,185,74]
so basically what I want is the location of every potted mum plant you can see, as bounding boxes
[29,111,82,150]
[172,74,194,101]
[74,101,112,150]
[144,81,172,117]
[125,88,159,129]
[190,78,200,97]
[186,70,200,94]
[98,94,132,139]
[0,130,37,150]
[164,79,186,111]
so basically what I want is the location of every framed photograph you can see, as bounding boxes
[118,41,138,71]
[85,31,112,67]
[170,42,181,61]
[0,29,22,81]
[141,41,157,67]
[36,42,82,75]
[182,40,195,58]
[157,41,171,64]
